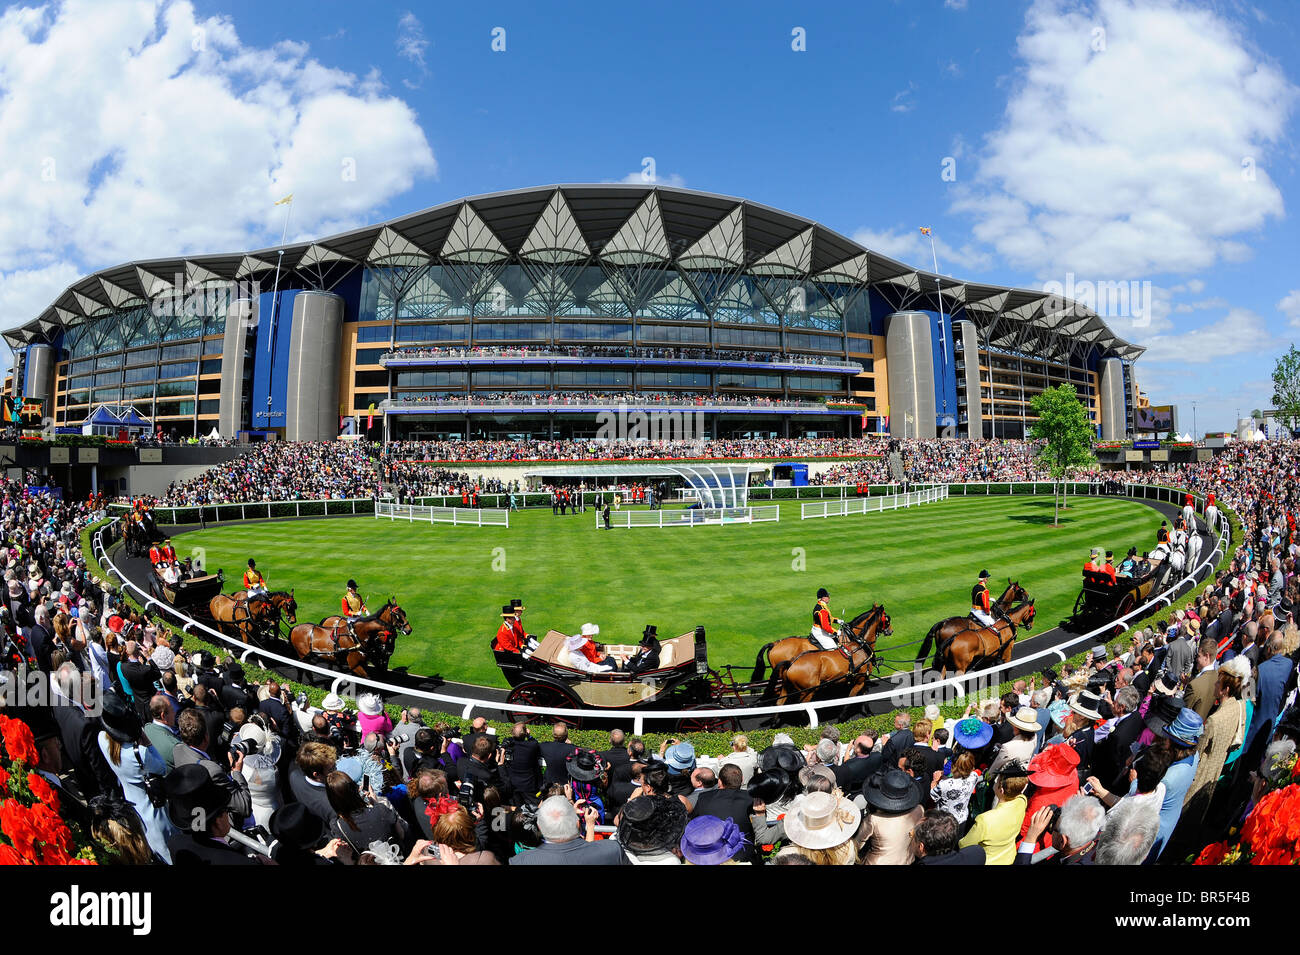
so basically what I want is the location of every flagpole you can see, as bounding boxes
[266,195,294,435]
[925,229,948,418]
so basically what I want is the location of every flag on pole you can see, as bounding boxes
[274,194,294,206]
[919,226,931,235]
[367,402,376,430]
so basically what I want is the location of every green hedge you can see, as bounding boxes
[80,495,1239,753]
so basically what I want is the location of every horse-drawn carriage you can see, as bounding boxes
[1068,568,1164,634]
[148,567,225,615]
[123,511,164,559]
[494,626,746,731]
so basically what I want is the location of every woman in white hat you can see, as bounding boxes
[565,623,614,673]
[988,707,1042,773]
[357,692,393,739]
[776,790,864,865]
[236,716,283,828]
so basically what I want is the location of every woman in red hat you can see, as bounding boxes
[1019,742,1080,846]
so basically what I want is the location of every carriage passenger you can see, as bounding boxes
[566,623,616,673]
[1117,546,1139,577]
[1100,551,1117,584]
[625,625,661,675]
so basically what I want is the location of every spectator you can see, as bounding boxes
[509,795,626,865]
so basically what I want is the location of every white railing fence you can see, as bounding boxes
[801,484,949,519]
[92,482,1229,732]
[375,500,510,528]
[107,498,374,525]
[599,505,781,529]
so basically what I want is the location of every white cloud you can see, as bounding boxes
[1278,289,1300,327]
[945,0,969,9]
[0,0,437,317]
[851,226,989,273]
[1137,307,1278,364]
[396,12,429,68]
[952,0,1296,279]
[890,82,917,113]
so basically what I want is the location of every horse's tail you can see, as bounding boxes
[916,620,942,665]
[752,643,774,685]
[765,658,792,703]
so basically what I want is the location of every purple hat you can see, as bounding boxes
[680,815,747,865]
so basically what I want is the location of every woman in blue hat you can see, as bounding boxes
[1145,706,1203,862]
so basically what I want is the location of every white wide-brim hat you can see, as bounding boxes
[783,791,861,851]
[580,622,599,637]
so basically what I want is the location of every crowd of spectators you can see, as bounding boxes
[382,344,856,368]
[157,442,381,504]
[1,440,1300,867]
[386,390,833,408]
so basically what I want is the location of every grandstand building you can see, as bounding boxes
[2,185,1144,442]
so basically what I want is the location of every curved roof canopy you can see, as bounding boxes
[3,184,1143,362]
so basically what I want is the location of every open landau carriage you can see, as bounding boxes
[493,626,744,730]
[1069,566,1164,635]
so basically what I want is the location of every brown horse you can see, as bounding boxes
[209,592,279,644]
[754,604,892,685]
[914,581,1028,669]
[289,600,413,676]
[768,604,893,706]
[232,589,298,633]
[926,598,1036,677]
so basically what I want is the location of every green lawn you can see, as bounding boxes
[174,495,1160,688]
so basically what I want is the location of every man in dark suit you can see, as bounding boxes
[288,742,339,827]
[880,714,914,768]
[164,765,259,866]
[456,734,504,796]
[509,796,627,865]
[603,729,632,785]
[51,665,118,798]
[691,764,755,857]
[835,733,882,795]
[1093,687,1144,792]
[539,722,578,791]
[504,722,542,804]
[218,663,257,715]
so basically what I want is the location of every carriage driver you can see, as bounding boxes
[970,570,994,627]
[810,588,842,650]
[243,558,267,598]
[494,604,522,653]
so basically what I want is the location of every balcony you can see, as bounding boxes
[379,392,858,416]
[377,346,862,375]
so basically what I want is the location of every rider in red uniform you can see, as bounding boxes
[160,538,177,563]
[810,588,840,650]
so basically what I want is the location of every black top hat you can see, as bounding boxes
[99,690,143,744]
[567,750,603,782]
[270,803,325,851]
[617,795,687,853]
[1127,547,1138,556]
[864,769,922,813]
[1144,694,1185,736]
[758,744,804,776]
[1105,551,1114,558]
[501,605,514,617]
[747,768,795,804]
[642,624,658,639]
[510,599,526,611]
[978,569,990,578]
[164,764,231,832]
[816,588,830,600]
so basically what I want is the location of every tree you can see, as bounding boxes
[1029,384,1097,526]
[1271,346,1300,432]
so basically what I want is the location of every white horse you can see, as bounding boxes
[1187,531,1203,573]
[1205,503,1219,532]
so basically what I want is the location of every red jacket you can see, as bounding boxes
[495,621,521,653]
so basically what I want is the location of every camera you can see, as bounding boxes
[457,777,482,813]
[388,733,411,746]
[230,737,259,758]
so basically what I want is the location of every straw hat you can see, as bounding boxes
[783,791,862,850]
[1007,707,1042,733]
[321,693,345,712]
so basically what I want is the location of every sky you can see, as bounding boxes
[0,0,1297,433]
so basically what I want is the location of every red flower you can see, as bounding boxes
[0,717,39,768]
[0,800,38,858]
[0,765,8,791]
[25,774,58,813]
[1194,841,1229,866]
[0,844,28,866]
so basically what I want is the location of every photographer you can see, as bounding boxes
[172,708,252,823]
[503,722,542,805]
[116,639,162,721]
[1015,794,1105,865]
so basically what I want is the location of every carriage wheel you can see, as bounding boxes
[1072,591,1087,615]
[506,682,583,728]
[675,704,740,735]
[1113,593,1137,636]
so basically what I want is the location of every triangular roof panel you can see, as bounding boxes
[519,190,591,264]
[600,192,670,264]
[440,203,509,263]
